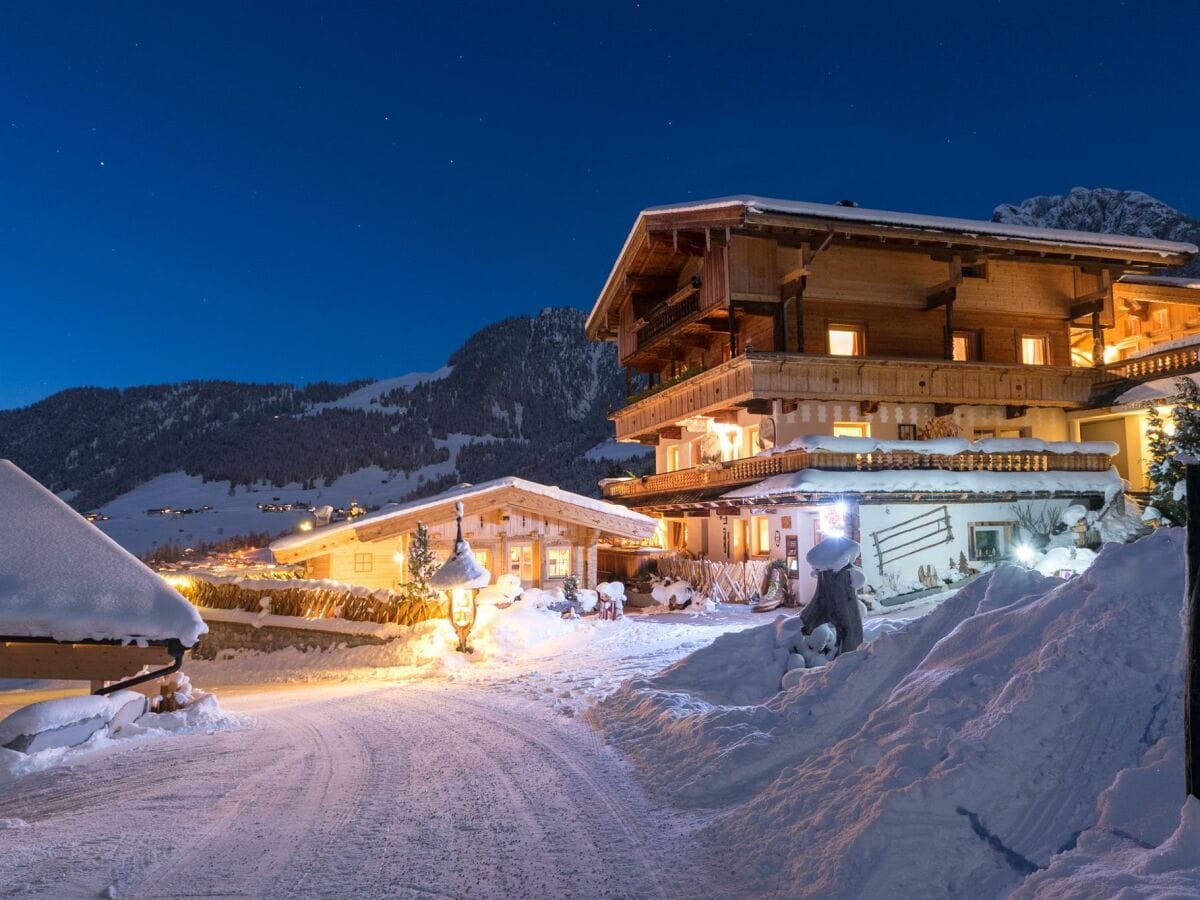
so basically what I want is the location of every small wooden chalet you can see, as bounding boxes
[585,196,1200,598]
[0,460,207,694]
[270,477,659,591]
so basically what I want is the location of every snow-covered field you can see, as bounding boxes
[92,432,504,556]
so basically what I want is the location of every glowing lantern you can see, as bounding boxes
[429,501,491,653]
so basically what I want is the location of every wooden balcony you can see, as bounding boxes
[610,351,1105,442]
[1098,342,1200,387]
[601,445,1114,504]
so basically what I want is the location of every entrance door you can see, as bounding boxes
[1080,419,1130,482]
[508,543,536,587]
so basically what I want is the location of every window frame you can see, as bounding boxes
[353,552,374,574]
[832,421,871,438]
[546,546,571,579]
[753,516,771,556]
[1019,333,1051,366]
[826,321,866,357]
[952,329,981,362]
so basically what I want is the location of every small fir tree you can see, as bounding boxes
[1145,378,1200,525]
[406,522,439,600]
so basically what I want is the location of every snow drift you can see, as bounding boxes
[596,531,1192,896]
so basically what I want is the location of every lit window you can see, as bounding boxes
[353,552,373,573]
[952,331,979,361]
[1021,335,1049,366]
[666,445,680,472]
[754,516,771,555]
[827,324,864,356]
[509,545,534,582]
[747,426,762,456]
[1152,307,1170,331]
[547,547,571,579]
[474,548,491,576]
[833,421,870,437]
[1125,316,1142,337]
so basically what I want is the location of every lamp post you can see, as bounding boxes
[429,501,491,653]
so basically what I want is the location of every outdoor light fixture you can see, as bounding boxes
[429,501,491,653]
[1014,544,1036,566]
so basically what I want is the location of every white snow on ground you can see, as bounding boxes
[306,366,453,413]
[93,433,500,555]
[596,531,1194,897]
[582,439,655,462]
[0,460,206,645]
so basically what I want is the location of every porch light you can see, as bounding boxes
[1014,544,1036,566]
[430,501,491,653]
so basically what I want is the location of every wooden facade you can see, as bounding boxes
[270,478,657,592]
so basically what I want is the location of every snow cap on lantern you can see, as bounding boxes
[429,501,491,590]
[807,536,861,573]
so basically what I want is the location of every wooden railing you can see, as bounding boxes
[656,557,773,605]
[1099,343,1200,386]
[635,291,700,352]
[601,446,1114,501]
[610,351,1104,441]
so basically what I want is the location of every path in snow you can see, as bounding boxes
[0,681,697,899]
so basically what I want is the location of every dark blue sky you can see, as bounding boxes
[3,1,1198,409]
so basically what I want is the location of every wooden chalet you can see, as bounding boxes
[585,196,1200,598]
[270,477,659,592]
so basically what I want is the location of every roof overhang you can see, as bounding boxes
[585,196,1198,342]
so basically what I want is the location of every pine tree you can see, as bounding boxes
[1145,378,1200,525]
[407,522,439,599]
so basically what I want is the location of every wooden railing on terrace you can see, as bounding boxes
[601,446,1114,501]
[611,352,1103,442]
[636,291,700,351]
[1098,343,1200,386]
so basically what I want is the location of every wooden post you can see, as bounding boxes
[794,276,807,353]
[1091,311,1105,367]
[943,288,956,360]
[773,300,787,352]
[1187,464,1200,799]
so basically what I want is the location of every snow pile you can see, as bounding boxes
[598,533,1190,895]
[0,691,146,753]
[650,579,696,608]
[1033,546,1097,578]
[0,460,207,646]
[476,573,522,606]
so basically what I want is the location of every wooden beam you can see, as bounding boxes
[711,409,741,424]
[624,274,676,294]
[658,426,683,440]
[0,641,176,683]
[1005,405,1028,420]
[933,403,956,417]
[925,287,957,310]
[737,399,774,415]
[1069,292,1107,320]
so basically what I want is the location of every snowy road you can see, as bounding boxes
[0,682,694,898]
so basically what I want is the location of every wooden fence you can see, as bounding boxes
[656,556,773,604]
[177,578,447,628]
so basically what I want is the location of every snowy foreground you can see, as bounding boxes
[2,534,1199,897]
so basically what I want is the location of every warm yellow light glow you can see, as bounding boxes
[298,520,314,532]
[1021,336,1048,366]
[828,326,861,356]
[709,421,743,461]
[163,574,193,591]
[1166,421,1178,437]
[1102,345,1119,363]
[450,587,475,628]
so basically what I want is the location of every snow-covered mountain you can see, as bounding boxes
[993,187,1200,275]
[0,307,651,552]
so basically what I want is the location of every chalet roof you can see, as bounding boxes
[0,460,207,646]
[271,476,659,563]
[586,195,1199,339]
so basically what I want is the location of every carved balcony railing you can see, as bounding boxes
[600,446,1114,502]
[610,351,1105,442]
[1098,343,1200,387]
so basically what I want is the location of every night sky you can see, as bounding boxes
[3,1,1198,409]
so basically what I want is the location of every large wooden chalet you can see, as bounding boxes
[586,196,1200,598]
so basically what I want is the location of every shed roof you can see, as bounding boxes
[271,476,659,563]
[0,460,207,646]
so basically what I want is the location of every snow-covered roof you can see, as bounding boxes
[587,195,1197,337]
[723,467,1124,502]
[762,435,1119,458]
[272,476,658,555]
[1119,274,1200,291]
[1112,372,1200,407]
[0,460,207,646]
[645,196,1199,256]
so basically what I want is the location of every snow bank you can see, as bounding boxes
[0,460,207,646]
[597,532,1188,895]
[0,691,146,753]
